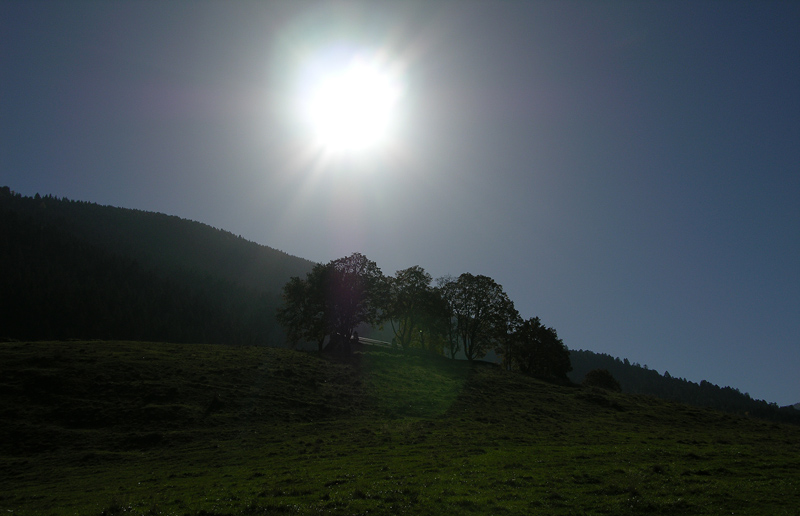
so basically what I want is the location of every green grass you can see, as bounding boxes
[1,341,799,515]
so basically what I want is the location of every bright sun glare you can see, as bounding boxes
[302,55,403,154]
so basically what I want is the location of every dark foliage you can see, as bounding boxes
[570,349,800,424]
[507,317,572,381]
[0,187,314,344]
[326,253,387,339]
[276,253,387,352]
[385,266,434,351]
[276,264,331,350]
[583,369,622,392]
[439,273,519,362]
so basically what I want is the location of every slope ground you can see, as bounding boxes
[1,341,799,515]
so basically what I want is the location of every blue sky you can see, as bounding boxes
[2,1,798,405]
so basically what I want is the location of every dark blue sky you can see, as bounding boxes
[2,1,798,405]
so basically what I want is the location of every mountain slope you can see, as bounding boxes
[1,187,315,344]
[568,349,800,424]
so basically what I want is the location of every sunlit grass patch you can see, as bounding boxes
[358,351,467,418]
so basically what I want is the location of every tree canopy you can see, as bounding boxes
[436,273,519,362]
[276,253,386,351]
[505,317,572,381]
[384,265,453,354]
[326,253,387,340]
[276,263,331,351]
[583,368,622,392]
[276,253,571,380]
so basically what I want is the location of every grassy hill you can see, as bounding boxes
[2,341,799,515]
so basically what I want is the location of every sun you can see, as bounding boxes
[303,55,403,154]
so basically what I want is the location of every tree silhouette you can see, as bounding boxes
[276,253,387,352]
[276,263,330,351]
[326,252,387,343]
[507,317,572,380]
[443,273,519,362]
[386,265,434,351]
[494,305,523,371]
[414,287,451,355]
[436,275,461,359]
[583,368,621,392]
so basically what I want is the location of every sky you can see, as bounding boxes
[2,1,798,406]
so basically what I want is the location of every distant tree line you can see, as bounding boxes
[569,350,800,425]
[276,252,572,381]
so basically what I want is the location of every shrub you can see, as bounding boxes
[582,369,621,392]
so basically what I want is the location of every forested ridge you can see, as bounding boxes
[569,349,800,424]
[1,186,314,344]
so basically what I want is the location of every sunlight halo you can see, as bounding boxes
[299,52,405,156]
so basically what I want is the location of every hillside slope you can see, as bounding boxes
[0,187,315,344]
[1,187,314,291]
[569,349,800,424]
[2,341,799,515]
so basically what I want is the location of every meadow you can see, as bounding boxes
[1,341,798,515]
